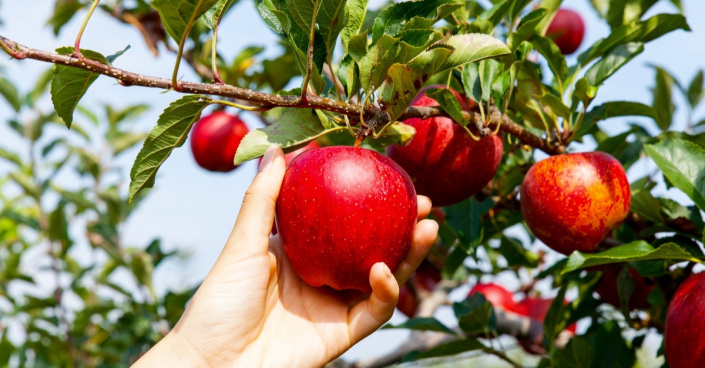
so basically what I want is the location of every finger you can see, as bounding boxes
[417,195,432,220]
[393,219,439,285]
[227,145,286,254]
[347,262,398,345]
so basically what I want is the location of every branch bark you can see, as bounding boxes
[0,35,564,155]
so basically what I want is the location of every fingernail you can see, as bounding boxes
[259,145,277,173]
[382,263,392,279]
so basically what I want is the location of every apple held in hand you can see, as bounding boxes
[276,146,417,292]
[665,272,705,368]
[546,8,585,55]
[190,111,249,172]
[520,152,631,255]
[387,87,503,207]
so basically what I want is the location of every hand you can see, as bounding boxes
[133,145,439,367]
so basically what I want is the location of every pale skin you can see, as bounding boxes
[133,145,439,367]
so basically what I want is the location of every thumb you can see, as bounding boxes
[226,145,286,255]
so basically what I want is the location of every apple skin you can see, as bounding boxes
[396,261,442,318]
[276,146,418,292]
[387,87,504,207]
[665,272,705,368]
[520,152,631,255]
[468,283,522,314]
[593,266,653,310]
[190,111,249,172]
[546,8,585,55]
[263,141,320,235]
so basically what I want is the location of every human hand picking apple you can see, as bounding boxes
[133,145,439,368]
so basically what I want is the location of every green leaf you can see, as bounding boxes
[377,63,418,122]
[111,132,148,156]
[507,9,546,51]
[26,68,54,105]
[445,198,494,251]
[151,0,219,41]
[462,62,482,104]
[585,42,644,87]
[579,14,690,67]
[454,293,495,334]
[286,0,348,57]
[644,139,705,210]
[686,69,704,109]
[46,0,83,35]
[0,147,23,167]
[358,32,442,92]
[371,0,462,43]
[129,95,212,201]
[578,101,657,137]
[499,236,539,267]
[234,108,346,165]
[562,241,699,274]
[550,336,596,367]
[630,188,663,223]
[202,0,240,30]
[51,47,109,128]
[382,317,456,334]
[427,88,467,126]
[651,66,676,131]
[0,331,13,366]
[340,0,368,52]
[129,250,154,288]
[479,59,501,102]
[438,34,511,72]
[48,203,71,245]
[0,75,21,112]
[530,35,567,86]
[415,339,486,359]
[106,45,131,63]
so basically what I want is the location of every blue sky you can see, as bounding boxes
[0,0,703,363]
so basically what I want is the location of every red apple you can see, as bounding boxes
[396,261,442,318]
[387,87,504,207]
[516,297,576,333]
[468,283,522,314]
[520,152,631,255]
[594,266,653,310]
[263,141,320,235]
[190,111,249,172]
[546,8,585,55]
[665,272,705,368]
[276,146,417,292]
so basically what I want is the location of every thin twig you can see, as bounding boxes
[0,35,564,155]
